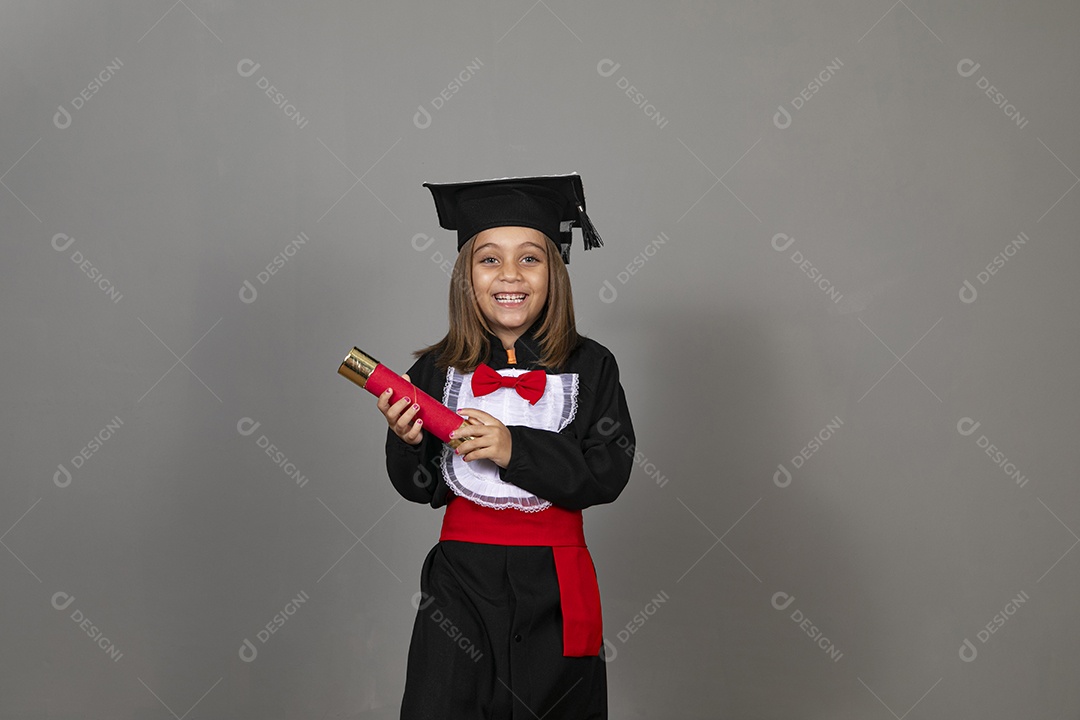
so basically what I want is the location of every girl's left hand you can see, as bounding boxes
[452,408,512,468]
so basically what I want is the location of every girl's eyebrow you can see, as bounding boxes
[473,241,547,255]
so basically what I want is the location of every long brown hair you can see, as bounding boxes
[414,234,581,372]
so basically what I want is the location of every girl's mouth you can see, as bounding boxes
[494,293,527,308]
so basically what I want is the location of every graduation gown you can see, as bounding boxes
[384,318,636,720]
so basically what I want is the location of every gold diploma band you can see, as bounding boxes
[338,348,379,388]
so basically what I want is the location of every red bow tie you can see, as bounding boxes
[471,363,546,405]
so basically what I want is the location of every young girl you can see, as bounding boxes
[376,174,636,720]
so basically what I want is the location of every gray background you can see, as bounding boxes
[2,1,1077,718]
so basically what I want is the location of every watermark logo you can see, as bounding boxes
[411,232,459,281]
[774,416,843,488]
[239,231,310,304]
[614,590,669,645]
[600,590,669,663]
[237,417,309,488]
[771,591,843,662]
[51,591,124,662]
[411,591,483,662]
[410,444,447,492]
[51,233,123,304]
[771,233,843,304]
[597,59,669,130]
[957,59,1029,130]
[959,231,1029,304]
[956,417,1029,489]
[53,58,123,130]
[598,232,670,304]
[597,417,667,487]
[239,590,311,662]
[54,415,123,487]
[958,589,1029,662]
[413,58,484,129]
[773,58,843,130]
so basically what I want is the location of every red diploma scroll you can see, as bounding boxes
[338,347,473,447]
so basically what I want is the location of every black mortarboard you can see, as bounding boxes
[423,173,603,263]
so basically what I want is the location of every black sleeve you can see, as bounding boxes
[383,354,446,505]
[497,351,636,510]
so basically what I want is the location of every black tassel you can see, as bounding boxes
[576,204,604,251]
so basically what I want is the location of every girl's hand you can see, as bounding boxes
[452,408,512,468]
[377,373,423,445]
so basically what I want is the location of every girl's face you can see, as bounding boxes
[471,226,550,347]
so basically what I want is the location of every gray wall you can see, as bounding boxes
[2,1,1077,718]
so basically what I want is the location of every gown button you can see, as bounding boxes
[514,633,523,642]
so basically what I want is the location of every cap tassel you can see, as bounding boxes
[576,204,603,251]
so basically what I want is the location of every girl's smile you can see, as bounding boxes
[493,292,528,308]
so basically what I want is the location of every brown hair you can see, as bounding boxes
[413,234,581,372]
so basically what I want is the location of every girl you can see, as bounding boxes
[376,174,636,720]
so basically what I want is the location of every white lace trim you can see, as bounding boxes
[440,365,579,512]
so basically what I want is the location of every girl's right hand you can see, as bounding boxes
[377,373,423,445]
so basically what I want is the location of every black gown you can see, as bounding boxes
[384,318,637,720]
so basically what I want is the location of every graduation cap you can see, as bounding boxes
[423,173,603,263]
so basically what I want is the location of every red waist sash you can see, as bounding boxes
[439,495,603,658]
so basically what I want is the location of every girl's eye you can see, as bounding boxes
[477,254,540,265]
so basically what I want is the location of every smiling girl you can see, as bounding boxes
[377,174,636,720]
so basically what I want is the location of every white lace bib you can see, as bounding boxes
[440,366,579,511]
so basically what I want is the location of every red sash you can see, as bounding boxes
[439,495,603,657]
